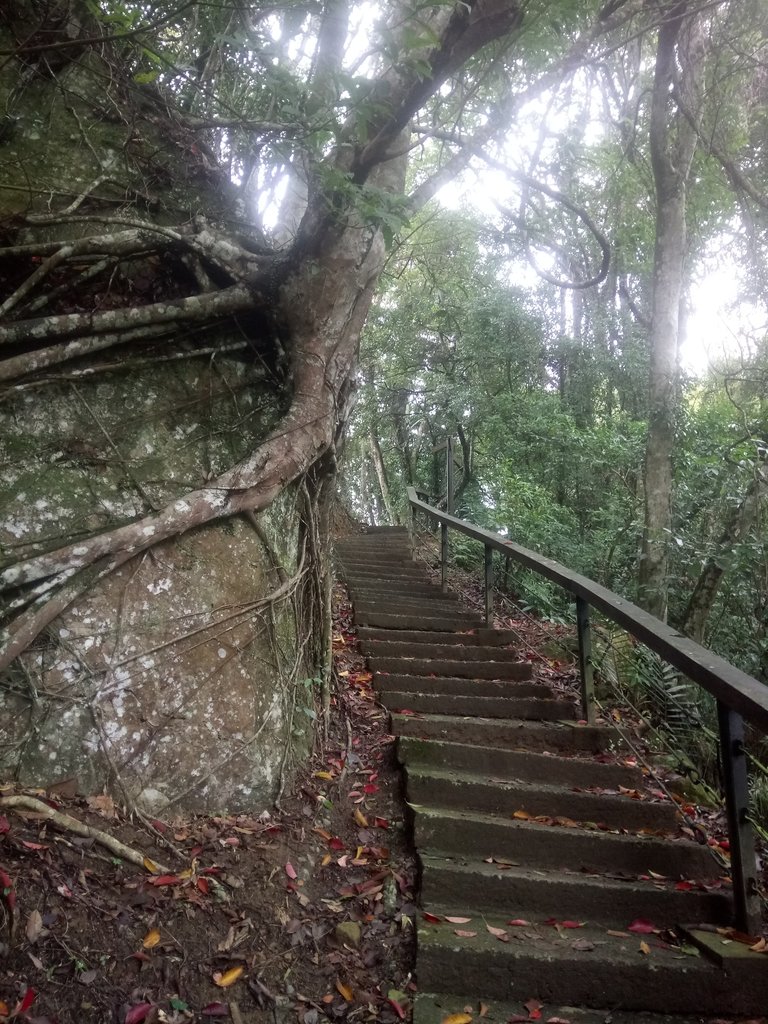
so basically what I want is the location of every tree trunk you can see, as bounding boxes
[682,465,767,643]
[369,431,399,525]
[638,3,703,619]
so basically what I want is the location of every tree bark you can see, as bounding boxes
[369,432,399,525]
[638,2,703,619]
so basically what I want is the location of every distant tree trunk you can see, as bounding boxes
[638,3,703,619]
[682,464,767,643]
[369,432,399,524]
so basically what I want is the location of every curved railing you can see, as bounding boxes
[407,485,768,934]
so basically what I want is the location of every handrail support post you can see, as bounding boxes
[717,701,761,934]
[440,522,448,591]
[576,597,596,725]
[484,544,493,627]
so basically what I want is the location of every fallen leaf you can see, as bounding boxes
[26,909,43,944]
[524,998,543,1021]
[639,941,651,955]
[486,924,508,938]
[606,930,630,938]
[314,771,334,781]
[479,1004,489,1018]
[445,916,472,924]
[353,808,369,828]
[285,862,298,880]
[454,929,477,937]
[125,1004,154,1024]
[422,913,442,924]
[628,919,656,934]
[142,928,161,949]
[336,980,353,1002]
[441,1015,473,1024]
[513,810,532,820]
[749,938,767,952]
[213,965,244,987]
[86,793,116,818]
[507,919,530,927]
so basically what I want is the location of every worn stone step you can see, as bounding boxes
[416,914,768,1015]
[411,805,723,879]
[414,993,716,1024]
[398,737,641,789]
[382,691,567,720]
[358,627,512,646]
[379,674,550,700]
[350,584,450,599]
[350,587,459,602]
[342,566,429,579]
[392,712,614,752]
[356,611,485,630]
[406,767,680,830]
[361,640,524,662]
[420,856,732,928]
[338,557,417,569]
[370,656,534,680]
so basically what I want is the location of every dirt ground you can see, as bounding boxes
[0,583,417,1024]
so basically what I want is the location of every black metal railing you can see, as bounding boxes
[407,485,768,935]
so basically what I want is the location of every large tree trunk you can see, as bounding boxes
[638,3,704,619]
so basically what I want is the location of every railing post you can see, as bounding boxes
[576,597,596,725]
[446,437,455,516]
[717,701,761,934]
[440,522,448,591]
[484,544,494,627]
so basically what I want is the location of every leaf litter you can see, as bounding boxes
[0,581,416,1023]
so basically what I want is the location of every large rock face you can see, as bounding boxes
[0,4,313,811]
[0,363,310,812]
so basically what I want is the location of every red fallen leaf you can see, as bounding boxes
[125,1004,154,1024]
[675,881,694,891]
[201,1003,230,1017]
[197,877,210,894]
[363,784,379,794]
[559,921,584,929]
[454,929,477,937]
[0,816,9,834]
[21,841,48,851]
[524,999,543,1021]
[18,988,36,1014]
[628,918,656,934]
[396,709,416,716]
[147,874,182,886]
[507,919,530,927]
[387,998,406,1020]
[190,845,204,857]
[199,866,223,876]
[373,817,389,829]
[329,837,345,850]
[718,840,730,851]
[422,913,442,924]
[130,951,151,963]
[285,863,298,880]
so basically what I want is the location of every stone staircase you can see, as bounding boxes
[335,527,768,1022]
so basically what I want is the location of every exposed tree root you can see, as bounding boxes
[0,795,171,873]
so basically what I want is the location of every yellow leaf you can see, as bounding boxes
[639,941,651,955]
[142,928,161,949]
[355,846,364,860]
[512,810,531,820]
[213,965,244,987]
[177,868,193,880]
[314,771,334,780]
[336,980,354,1002]
[441,1015,473,1024]
[338,670,349,678]
[321,853,332,867]
[353,808,369,827]
[143,857,160,874]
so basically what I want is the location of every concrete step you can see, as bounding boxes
[350,584,451,598]
[338,557,417,568]
[382,691,571,720]
[342,566,429,579]
[358,626,516,646]
[350,587,459,602]
[398,737,642,789]
[411,805,723,879]
[392,712,614,753]
[414,993,716,1024]
[361,640,523,662]
[379,674,550,700]
[416,913,768,1015]
[405,767,681,831]
[369,656,534,680]
[355,611,484,630]
[420,856,732,927]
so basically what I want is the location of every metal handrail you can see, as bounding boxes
[407,485,767,933]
